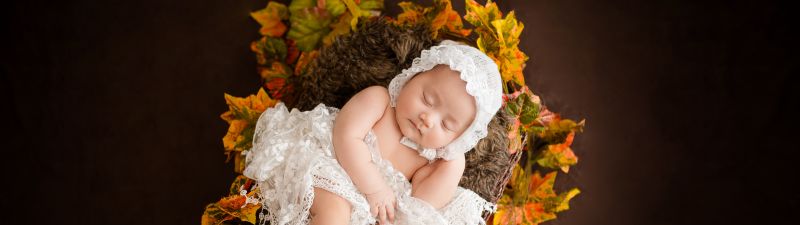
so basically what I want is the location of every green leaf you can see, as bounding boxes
[358,0,384,10]
[518,93,540,125]
[288,8,333,51]
[325,0,347,17]
[289,0,316,14]
[255,36,288,63]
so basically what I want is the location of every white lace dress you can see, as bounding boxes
[243,103,496,225]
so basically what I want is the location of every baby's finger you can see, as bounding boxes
[370,205,378,218]
[379,205,388,224]
[386,203,396,222]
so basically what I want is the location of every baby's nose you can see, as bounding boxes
[419,113,434,128]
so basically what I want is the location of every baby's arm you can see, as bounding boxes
[410,153,466,209]
[332,86,395,221]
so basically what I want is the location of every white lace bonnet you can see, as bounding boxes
[388,40,503,161]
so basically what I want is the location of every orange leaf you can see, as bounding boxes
[294,50,319,75]
[251,2,290,37]
[529,171,557,199]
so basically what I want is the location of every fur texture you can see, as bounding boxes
[284,17,512,202]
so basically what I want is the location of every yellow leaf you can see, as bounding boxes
[253,87,277,111]
[221,88,277,151]
[323,13,354,46]
[490,11,528,85]
[239,203,261,224]
[493,204,524,225]
[554,188,581,212]
[222,120,247,151]
[251,2,290,37]
[464,0,502,32]
[341,0,362,30]
[395,2,426,25]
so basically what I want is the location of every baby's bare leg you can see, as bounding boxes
[310,187,351,225]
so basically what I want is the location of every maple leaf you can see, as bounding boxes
[201,176,262,225]
[395,1,428,25]
[537,118,585,144]
[259,61,292,80]
[228,175,254,195]
[258,61,293,99]
[251,2,289,37]
[493,202,524,225]
[464,0,529,85]
[323,12,354,46]
[222,120,247,151]
[285,39,301,65]
[394,0,471,38]
[221,88,277,152]
[535,131,579,172]
[524,202,554,225]
[491,11,528,85]
[464,0,502,34]
[251,36,288,65]
[429,0,471,37]
[324,0,348,18]
[288,2,333,51]
[506,119,523,154]
[358,0,384,11]
[553,188,580,212]
[294,50,320,75]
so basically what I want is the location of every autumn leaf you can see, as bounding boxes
[358,0,384,11]
[258,61,293,99]
[285,39,300,65]
[491,11,528,85]
[294,50,319,75]
[493,197,524,225]
[221,88,277,152]
[535,131,579,172]
[259,61,292,80]
[429,0,471,37]
[323,12,354,46]
[524,202,554,224]
[251,1,289,37]
[553,188,580,212]
[395,1,427,25]
[537,118,585,144]
[394,0,470,38]
[201,189,261,225]
[506,118,523,154]
[228,175,253,195]
[222,120,247,151]
[529,171,557,199]
[288,5,333,51]
[464,0,502,33]
[324,0,347,17]
[251,36,288,65]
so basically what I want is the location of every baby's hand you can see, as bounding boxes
[365,184,396,225]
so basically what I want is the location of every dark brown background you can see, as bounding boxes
[2,0,796,224]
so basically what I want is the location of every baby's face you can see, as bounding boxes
[395,65,476,149]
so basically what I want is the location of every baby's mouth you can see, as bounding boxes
[409,119,421,135]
